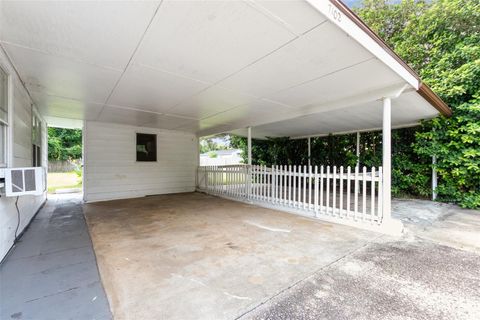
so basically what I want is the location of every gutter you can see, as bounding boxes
[417,83,452,116]
[329,0,452,117]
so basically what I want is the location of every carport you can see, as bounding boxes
[1,0,449,232]
[0,0,453,319]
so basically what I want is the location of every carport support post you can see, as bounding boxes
[356,132,360,167]
[307,137,311,167]
[247,127,252,200]
[247,127,252,166]
[382,97,392,220]
[195,137,200,189]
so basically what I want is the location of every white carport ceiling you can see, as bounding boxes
[230,90,440,138]
[0,0,445,136]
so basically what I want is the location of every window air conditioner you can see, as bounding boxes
[4,167,45,197]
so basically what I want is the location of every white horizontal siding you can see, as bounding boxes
[0,47,47,261]
[84,121,197,202]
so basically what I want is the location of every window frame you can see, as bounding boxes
[136,132,157,162]
[31,110,42,167]
[0,64,11,168]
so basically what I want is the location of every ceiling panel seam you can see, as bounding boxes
[136,63,212,86]
[97,0,164,121]
[29,92,105,105]
[242,0,300,37]
[165,35,302,116]
[0,40,124,73]
[270,57,377,95]
[199,98,294,124]
[104,103,200,121]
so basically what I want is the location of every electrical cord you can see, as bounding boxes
[14,196,20,242]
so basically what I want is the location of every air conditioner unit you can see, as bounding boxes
[4,167,45,197]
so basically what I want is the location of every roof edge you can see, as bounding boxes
[417,83,452,117]
[330,0,420,82]
[330,0,451,117]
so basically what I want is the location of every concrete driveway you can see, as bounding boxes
[245,238,480,320]
[3,193,478,320]
[245,199,480,320]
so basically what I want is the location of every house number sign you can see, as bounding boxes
[328,4,342,23]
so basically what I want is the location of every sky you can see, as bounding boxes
[343,0,362,8]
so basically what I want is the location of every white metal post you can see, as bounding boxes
[82,120,87,201]
[307,137,311,167]
[247,127,252,166]
[247,127,252,200]
[356,132,360,167]
[195,137,200,188]
[355,132,360,195]
[432,155,437,200]
[382,97,392,220]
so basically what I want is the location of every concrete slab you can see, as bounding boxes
[0,194,112,320]
[3,192,477,320]
[393,199,480,252]
[84,192,380,320]
[244,238,480,320]
[239,200,480,319]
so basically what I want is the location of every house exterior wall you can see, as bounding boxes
[83,121,197,202]
[200,150,242,166]
[0,48,47,261]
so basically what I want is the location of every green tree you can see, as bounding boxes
[356,0,480,207]
[199,134,231,153]
[48,128,82,160]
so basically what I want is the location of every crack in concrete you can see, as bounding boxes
[244,220,291,233]
[25,286,81,303]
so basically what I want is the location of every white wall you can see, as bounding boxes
[0,47,47,261]
[84,121,197,202]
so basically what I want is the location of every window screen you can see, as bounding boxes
[136,133,157,162]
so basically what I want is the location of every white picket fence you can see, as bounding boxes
[197,164,385,227]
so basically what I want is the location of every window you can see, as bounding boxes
[136,133,157,162]
[0,66,8,167]
[32,113,42,167]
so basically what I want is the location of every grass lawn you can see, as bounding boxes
[48,171,82,193]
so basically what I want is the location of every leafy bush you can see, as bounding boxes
[358,0,480,208]
[48,127,82,160]
[414,99,480,207]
